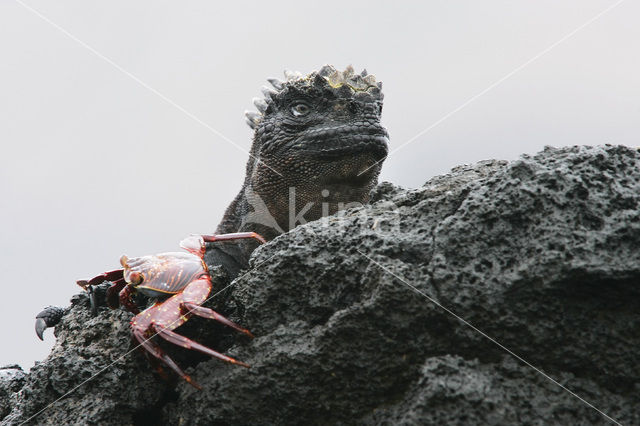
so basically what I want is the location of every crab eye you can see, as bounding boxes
[291,102,311,117]
[128,271,143,285]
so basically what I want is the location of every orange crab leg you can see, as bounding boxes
[130,277,252,386]
[201,232,266,244]
[181,302,253,338]
[153,324,250,368]
[132,329,202,390]
[180,232,266,257]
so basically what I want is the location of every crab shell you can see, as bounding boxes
[120,252,207,298]
[119,235,208,297]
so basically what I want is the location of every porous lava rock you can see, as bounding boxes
[2,145,638,425]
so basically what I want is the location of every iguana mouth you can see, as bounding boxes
[304,135,389,161]
[283,129,389,161]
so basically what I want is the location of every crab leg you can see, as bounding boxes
[177,279,251,339]
[132,329,202,390]
[76,269,124,290]
[181,302,253,338]
[180,232,266,257]
[77,269,126,315]
[105,278,126,309]
[153,278,252,366]
[118,286,140,314]
[130,277,252,386]
[201,232,266,244]
[153,324,250,368]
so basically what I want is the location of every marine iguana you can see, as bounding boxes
[35,65,389,338]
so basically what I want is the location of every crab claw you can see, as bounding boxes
[35,306,65,340]
[35,319,46,341]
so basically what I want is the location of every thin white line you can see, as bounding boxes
[356,249,622,426]
[359,0,626,177]
[14,0,283,178]
[21,249,279,425]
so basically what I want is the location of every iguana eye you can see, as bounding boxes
[291,102,311,117]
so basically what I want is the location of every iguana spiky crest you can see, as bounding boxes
[245,65,383,129]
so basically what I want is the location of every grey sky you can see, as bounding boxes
[1,1,638,369]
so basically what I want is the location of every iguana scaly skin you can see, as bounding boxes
[35,65,388,337]
[209,65,388,274]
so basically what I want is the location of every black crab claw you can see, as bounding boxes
[35,306,65,340]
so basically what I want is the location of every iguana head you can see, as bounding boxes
[246,65,387,184]
[221,65,389,240]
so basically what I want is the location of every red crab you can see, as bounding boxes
[76,232,265,389]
